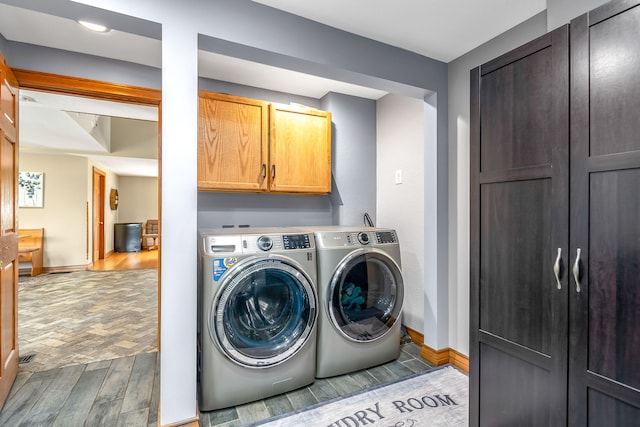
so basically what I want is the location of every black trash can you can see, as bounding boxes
[114,222,142,252]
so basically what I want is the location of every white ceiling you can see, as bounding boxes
[1,0,547,176]
[252,0,547,63]
[19,89,159,177]
[0,2,160,177]
[0,3,161,67]
[198,51,388,100]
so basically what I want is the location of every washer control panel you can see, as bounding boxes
[240,233,315,252]
[283,234,312,250]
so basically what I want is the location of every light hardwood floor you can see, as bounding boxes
[88,249,159,271]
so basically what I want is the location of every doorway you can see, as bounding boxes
[15,70,161,372]
[92,167,106,262]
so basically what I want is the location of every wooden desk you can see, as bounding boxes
[18,228,44,276]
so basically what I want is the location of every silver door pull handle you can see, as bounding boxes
[553,248,562,289]
[4,78,16,95]
[4,112,13,125]
[572,248,582,293]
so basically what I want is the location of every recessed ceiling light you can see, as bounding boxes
[77,20,111,33]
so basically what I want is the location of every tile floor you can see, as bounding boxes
[7,269,434,427]
[0,269,160,426]
[17,269,158,372]
[199,341,434,427]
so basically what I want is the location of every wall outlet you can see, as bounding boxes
[395,169,403,184]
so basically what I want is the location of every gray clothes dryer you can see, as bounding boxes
[312,227,404,378]
[197,228,318,411]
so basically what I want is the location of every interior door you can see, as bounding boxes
[0,57,19,410]
[470,26,569,426]
[92,167,105,261]
[569,2,640,424]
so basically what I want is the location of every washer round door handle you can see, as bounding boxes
[257,236,273,251]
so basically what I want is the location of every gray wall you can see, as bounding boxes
[3,1,448,424]
[198,78,320,109]
[196,80,377,230]
[547,0,609,30]
[446,11,548,356]
[320,92,377,227]
[6,42,161,90]
[197,192,333,229]
[444,0,612,357]
[0,32,7,56]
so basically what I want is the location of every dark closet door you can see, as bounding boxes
[569,2,640,425]
[470,26,569,426]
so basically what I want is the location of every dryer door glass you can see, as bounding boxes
[329,251,404,342]
[212,258,316,367]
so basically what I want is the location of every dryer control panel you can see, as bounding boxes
[375,230,397,244]
[315,228,399,249]
[347,231,397,245]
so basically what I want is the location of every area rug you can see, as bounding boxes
[250,365,468,427]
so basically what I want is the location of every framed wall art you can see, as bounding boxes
[18,171,44,208]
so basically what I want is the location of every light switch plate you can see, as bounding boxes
[395,169,402,184]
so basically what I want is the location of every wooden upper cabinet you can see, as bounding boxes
[269,103,331,194]
[197,91,332,194]
[198,92,269,192]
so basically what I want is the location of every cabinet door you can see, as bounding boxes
[470,26,569,426]
[269,103,331,194]
[198,92,268,191]
[569,2,640,424]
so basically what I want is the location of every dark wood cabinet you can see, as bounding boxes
[470,1,640,425]
[569,2,640,425]
[470,25,569,426]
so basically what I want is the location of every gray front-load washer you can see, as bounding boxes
[197,228,318,411]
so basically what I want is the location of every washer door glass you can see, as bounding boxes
[329,250,404,342]
[212,258,316,367]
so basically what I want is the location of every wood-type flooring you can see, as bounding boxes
[3,249,435,427]
[88,249,159,271]
[1,250,159,425]
[200,342,434,427]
